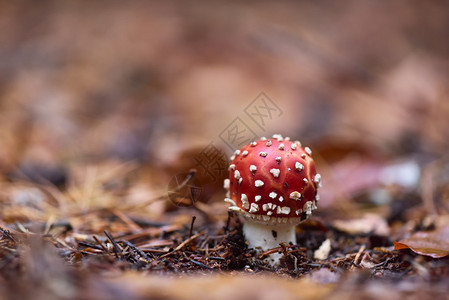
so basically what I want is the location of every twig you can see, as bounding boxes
[16,223,31,234]
[259,244,305,258]
[189,216,196,238]
[122,240,152,262]
[260,246,283,257]
[50,236,76,251]
[176,169,197,192]
[197,245,225,252]
[0,227,16,242]
[78,241,104,250]
[188,258,213,270]
[352,244,366,268]
[93,235,112,256]
[183,253,213,270]
[174,231,204,252]
[208,256,225,261]
[104,230,121,258]
[160,231,205,258]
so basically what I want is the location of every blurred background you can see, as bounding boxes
[0,0,449,220]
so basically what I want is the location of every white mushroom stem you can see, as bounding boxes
[242,219,296,265]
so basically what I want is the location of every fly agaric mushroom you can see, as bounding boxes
[224,134,321,264]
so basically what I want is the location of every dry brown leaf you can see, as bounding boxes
[394,227,449,258]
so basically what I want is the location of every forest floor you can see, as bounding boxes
[1,1,449,299]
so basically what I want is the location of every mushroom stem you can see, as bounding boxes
[243,219,296,264]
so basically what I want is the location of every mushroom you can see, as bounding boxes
[224,134,321,264]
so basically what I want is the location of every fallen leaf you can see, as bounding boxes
[314,239,331,260]
[333,213,390,236]
[394,227,449,258]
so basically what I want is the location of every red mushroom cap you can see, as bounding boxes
[224,134,320,225]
